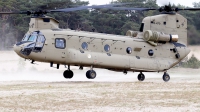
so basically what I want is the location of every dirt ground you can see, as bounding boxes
[0,48,200,112]
[0,80,200,112]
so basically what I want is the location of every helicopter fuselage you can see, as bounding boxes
[14,29,190,72]
[6,3,199,82]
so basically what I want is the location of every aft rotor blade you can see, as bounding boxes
[176,7,200,11]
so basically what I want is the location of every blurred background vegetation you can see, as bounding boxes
[180,55,200,69]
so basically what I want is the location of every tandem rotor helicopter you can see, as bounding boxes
[1,2,199,82]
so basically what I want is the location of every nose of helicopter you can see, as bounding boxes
[13,44,22,55]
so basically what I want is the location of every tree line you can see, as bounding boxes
[0,0,200,50]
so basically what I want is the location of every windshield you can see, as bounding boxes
[21,32,45,43]
[22,34,30,42]
[28,35,37,42]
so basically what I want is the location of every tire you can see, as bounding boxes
[86,70,96,79]
[63,70,73,79]
[163,73,170,82]
[68,70,74,79]
[63,70,68,79]
[138,73,145,81]
[86,70,91,79]
[89,70,96,79]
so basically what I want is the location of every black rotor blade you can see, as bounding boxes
[0,3,133,15]
[0,11,29,14]
[93,6,200,12]
[89,6,157,11]
[177,7,200,11]
[49,6,93,12]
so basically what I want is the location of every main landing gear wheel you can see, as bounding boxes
[86,70,96,79]
[63,70,73,79]
[163,72,170,82]
[138,72,145,81]
[63,65,73,79]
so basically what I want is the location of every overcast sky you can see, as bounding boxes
[82,0,200,7]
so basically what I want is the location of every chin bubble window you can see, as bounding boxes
[35,35,45,48]
[81,42,88,50]
[126,47,132,54]
[55,38,66,49]
[148,49,154,56]
[104,44,110,52]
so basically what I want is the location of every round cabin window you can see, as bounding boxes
[104,44,110,52]
[126,47,132,54]
[148,49,154,56]
[81,42,88,50]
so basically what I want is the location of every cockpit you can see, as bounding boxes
[16,31,46,56]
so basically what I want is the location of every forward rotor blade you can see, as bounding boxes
[0,11,28,14]
[50,6,91,12]
[89,6,157,11]
[0,3,133,15]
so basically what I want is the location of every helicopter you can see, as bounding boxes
[2,3,199,82]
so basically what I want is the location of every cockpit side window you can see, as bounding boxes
[37,35,45,43]
[35,35,45,48]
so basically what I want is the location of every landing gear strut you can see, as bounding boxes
[63,65,74,79]
[79,66,83,70]
[123,70,127,75]
[138,72,145,81]
[86,66,96,79]
[163,72,170,82]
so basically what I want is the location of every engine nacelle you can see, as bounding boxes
[143,30,178,42]
[126,30,138,37]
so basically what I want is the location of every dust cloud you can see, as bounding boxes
[0,50,200,111]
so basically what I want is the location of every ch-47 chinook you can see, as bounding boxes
[2,3,199,82]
